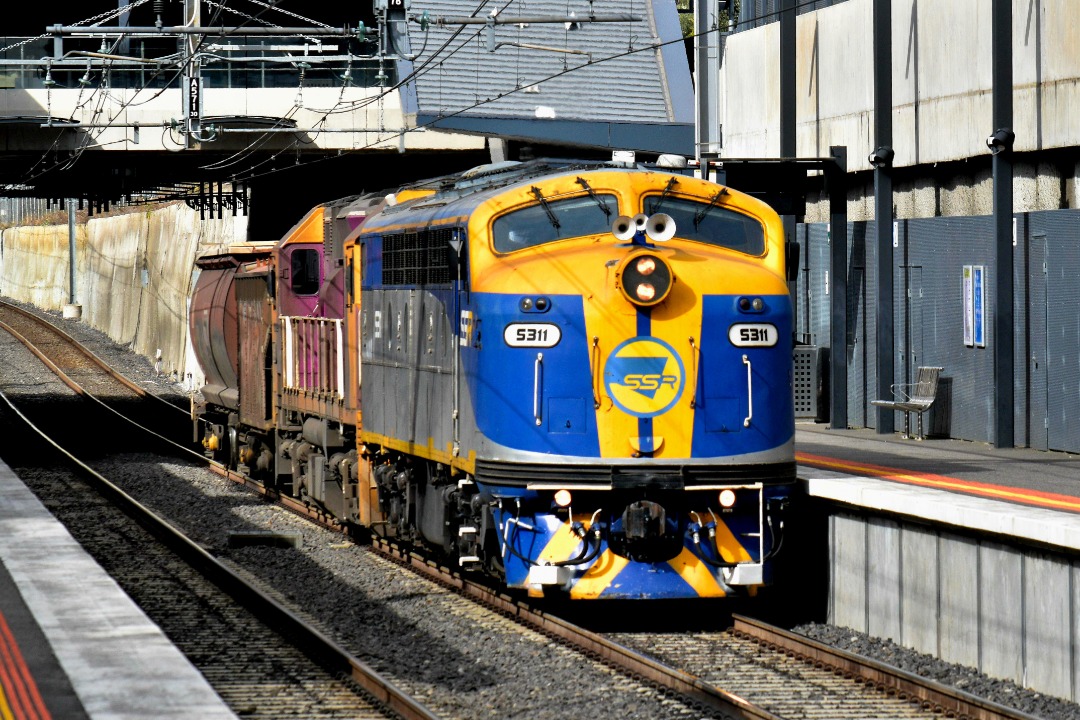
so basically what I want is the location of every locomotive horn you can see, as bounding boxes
[645,213,676,242]
[612,215,636,241]
[632,213,649,231]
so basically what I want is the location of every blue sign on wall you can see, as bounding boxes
[972,265,985,348]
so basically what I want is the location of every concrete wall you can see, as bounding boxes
[830,510,1080,703]
[0,204,247,390]
[717,0,1080,220]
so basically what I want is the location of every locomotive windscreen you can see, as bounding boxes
[644,195,765,255]
[492,193,616,252]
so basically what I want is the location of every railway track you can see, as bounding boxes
[370,537,1044,720]
[0,308,436,720]
[0,300,1051,720]
[0,299,197,443]
[0,306,715,720]
[0,299,180,403]
[608,616,1048,720]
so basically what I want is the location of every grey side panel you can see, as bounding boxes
[1046,230,1080,453]
[361,289,456,454]
[1028,233,1048,450]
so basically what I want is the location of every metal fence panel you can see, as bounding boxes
[1046,232,1080,452]
[795,208,1077,448]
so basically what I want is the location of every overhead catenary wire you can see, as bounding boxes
[10,0,745,200]
[8,0,286,189]
[230,6,714,188]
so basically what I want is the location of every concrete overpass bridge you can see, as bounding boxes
[0,0,693,238]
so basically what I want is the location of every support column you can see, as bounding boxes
[991,0,1014,448]
[873,0,895,434]
[829,147,848,430]
[62,199,82,320]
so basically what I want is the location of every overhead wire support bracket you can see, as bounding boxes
[48,25,364,36]
[423,14,642,26]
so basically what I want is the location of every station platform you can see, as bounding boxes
[0,459,238,719]
[796,421,1080,551]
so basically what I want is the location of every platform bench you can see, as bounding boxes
[871,366,945,440]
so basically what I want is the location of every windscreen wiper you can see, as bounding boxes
[575,177,611,217]
[694,187,729,227]
[651,176,679,213]
[531,186,560,231]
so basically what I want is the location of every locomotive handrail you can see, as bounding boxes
[590,337,601,409]
[281,316,345,399]
[742,354,753,427]
[688,336,699,408]
[534,353,544,426]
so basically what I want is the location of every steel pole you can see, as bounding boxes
[992,0,1014,448]
[829,147,848,429]
[67,199,76,305]
[874,0,895,434]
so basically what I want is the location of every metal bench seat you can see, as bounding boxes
[871,366,944,440]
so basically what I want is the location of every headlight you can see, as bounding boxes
[618,252,673,308]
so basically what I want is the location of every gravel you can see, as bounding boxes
[6,296,1080,720]
[794,623,1080,719]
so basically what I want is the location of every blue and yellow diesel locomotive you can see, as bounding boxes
[191,156,797,600]
[349,158,796,599]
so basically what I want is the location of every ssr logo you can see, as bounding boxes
[603,337,685,418]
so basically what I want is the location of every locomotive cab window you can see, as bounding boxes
[644,196,765,256]
[492,193,616,253]
[290,248,321,295]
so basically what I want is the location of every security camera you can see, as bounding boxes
[867,146,894,169]
[986,128,1014,155]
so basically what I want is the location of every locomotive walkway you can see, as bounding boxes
[0,459,237,719]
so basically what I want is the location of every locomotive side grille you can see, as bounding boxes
[474,460,797,489]
[382,228,453,285]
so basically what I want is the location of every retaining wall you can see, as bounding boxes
[828,501,1080,704]
[0,203,247,390]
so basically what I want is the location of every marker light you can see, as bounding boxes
[635,256,656,275]
[618,252,673,308]
[718,489,737,508]
[738,297,766,313]
[554,489,573,507]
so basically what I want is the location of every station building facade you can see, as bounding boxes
[707,0,1080,450]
